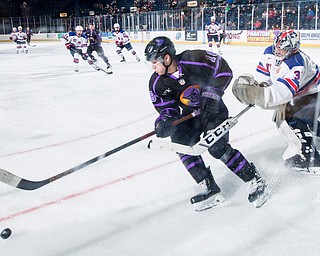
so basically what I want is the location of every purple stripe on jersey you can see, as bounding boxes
[233,159,247,174]
[215,72,232,78]
[178,63,183,75]
[226,151,240,168]
[152,75,161,94]
[186,159,203,170]
[154,100,176,107]
[180,154,193,162]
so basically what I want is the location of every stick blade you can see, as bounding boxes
[0,168,22,188]
[0,169,47,190]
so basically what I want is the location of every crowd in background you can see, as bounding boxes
[0,0,318,32]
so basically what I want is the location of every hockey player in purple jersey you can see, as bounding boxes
[84,24,112,74]
[233,30,320,174]
[144,36,268,211]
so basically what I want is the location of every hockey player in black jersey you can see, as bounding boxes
[144,36,268,211]
[84,24,112,73]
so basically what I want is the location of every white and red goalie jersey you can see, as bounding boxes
[256,46,320,108]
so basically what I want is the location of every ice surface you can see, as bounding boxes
[0,41,320,256]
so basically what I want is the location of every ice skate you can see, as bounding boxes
[91,56,98,63]
[74,64,79,72]
[105,63,113,74]
[25,49,28,54]
[136,56,141,62]
[190,172,225,212]
[285,151,320,175]
[248,176,268,208]
[120,56,126,63]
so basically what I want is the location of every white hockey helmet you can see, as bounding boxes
[18,26,22,31]
[75,25,83,31]
[113,23,120,29]
[12,27,17,32]
[210,16,216,22]
[273,30,300,61]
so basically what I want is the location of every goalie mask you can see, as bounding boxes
[273,30,300,61]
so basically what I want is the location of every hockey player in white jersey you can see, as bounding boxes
[232,30,320,174]
[205,16,223,55]
[11,26,28,54]
[112,23,140,63]
[62,25,89,72]
[9,27,17,42]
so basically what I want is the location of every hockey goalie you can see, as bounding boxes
[232,30,320,174]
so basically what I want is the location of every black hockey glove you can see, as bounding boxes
[82,53,89,61]
[200,86,223,128]
[154,114,178,138]
[65,42,74,50]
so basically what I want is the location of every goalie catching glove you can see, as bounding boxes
[232,74,271,108]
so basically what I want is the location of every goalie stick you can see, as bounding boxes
[148,105,254,155]
[0,111,199,190]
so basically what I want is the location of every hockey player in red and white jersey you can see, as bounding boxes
[62,25,89,72]
[9,27,17,41]
[11,26,28,54]
[205,16,223,55]
[112,23,140,63]
[232,30,320,174]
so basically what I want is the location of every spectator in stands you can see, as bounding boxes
[254,19,262,30]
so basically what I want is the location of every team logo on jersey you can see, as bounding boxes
[162,87,172,96]
[178,78,186,85]
[180,85,200,107]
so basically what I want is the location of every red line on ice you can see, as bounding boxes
[0,127,274,223]
[0,159,177,223]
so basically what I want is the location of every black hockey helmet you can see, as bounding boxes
[144,36,176,62]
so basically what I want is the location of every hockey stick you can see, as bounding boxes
[69,48,112,74]
[0,111,199,190]
[148,104,254,155]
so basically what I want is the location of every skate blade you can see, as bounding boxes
[193,194,225,212]
[295,167,320,175]
[252,191,269,208]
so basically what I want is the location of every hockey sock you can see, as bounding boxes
[220,148,257,182]
[178,153,211,183]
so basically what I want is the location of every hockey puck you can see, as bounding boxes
[1,228,12,239]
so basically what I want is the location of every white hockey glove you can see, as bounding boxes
[232,74,270,108]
